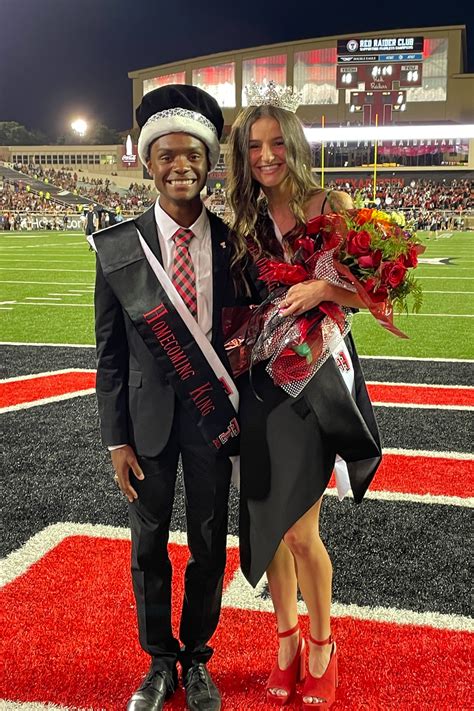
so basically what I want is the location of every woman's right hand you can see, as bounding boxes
[280,280,331,316]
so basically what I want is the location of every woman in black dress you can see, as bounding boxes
[226,99,381,709]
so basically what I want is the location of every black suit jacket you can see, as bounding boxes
[94,204,234,456]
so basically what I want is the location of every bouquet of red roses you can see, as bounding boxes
[224,208,425,394]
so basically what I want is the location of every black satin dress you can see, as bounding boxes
[237,203,382,587]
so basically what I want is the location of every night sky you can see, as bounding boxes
[1,0,473,138]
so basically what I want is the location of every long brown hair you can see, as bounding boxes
[226,105,322,275]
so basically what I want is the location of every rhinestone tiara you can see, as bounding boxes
[244,80,303,113]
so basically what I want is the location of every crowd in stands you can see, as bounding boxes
[0,180,77,230]
[1,162,472,231]
[11,164,155,213]
[327,177,472,212]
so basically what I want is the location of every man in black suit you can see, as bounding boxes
[85,203,99,236]
[92,85,239,711]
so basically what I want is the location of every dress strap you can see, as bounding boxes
[320,190,333,215]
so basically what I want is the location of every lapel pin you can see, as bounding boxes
[220,241,226,249]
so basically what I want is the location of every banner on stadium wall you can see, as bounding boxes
[10,214,86,231]
[121,135,138,168]
[337,37,424,60]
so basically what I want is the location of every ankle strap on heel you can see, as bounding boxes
[309,633,332,646]
[277,623,299,638]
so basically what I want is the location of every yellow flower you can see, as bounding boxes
[372,209,391,222]
[390,211,406,227]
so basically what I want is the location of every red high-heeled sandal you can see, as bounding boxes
[266,622,306,706]
[301,634,338,710]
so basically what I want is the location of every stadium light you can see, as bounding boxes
[304,124,474,143]
[71,119,88,137]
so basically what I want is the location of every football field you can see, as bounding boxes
[0,229,473,357]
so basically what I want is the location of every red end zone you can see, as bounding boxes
[1,536,471,710]
[0,370,96,408]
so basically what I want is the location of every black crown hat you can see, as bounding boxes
[136,84,224,169]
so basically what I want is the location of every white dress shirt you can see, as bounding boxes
[154,199,213,341]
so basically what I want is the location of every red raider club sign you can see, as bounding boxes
[121,134,138,168]
[338,37,424,57]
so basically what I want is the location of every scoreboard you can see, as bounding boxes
[337,35,425,123]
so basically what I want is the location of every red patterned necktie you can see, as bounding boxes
[171,227,198,319]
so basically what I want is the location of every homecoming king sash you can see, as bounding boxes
[90,220,239,458]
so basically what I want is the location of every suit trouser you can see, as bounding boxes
[128,400,232,673]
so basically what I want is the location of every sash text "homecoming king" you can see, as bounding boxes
[143,304,195,381]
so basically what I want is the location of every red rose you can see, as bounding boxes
[357,249,382,269]
[402,246,418,268]
[347,230,372,256]
[363,277,389,303]
[381,260,407,288]
[270,262,309,285]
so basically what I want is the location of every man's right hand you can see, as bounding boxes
[111,445,145,503]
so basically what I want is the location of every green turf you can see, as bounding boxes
[1,229,473,358]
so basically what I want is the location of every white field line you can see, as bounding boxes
[2,522,472,634]
[0,257,91,262]
[416,276,473,280]
[430,254,474,259]
[13,303,93,307]
[368,381,473,389]
[25,297,61,301]
[0,281,94,285]
[0,342,95,347]
[0,235,85,240]
[0,368,95,383]
[422,291,474,294]
[360,355,474,362]
[382,447,472,459]
[324,487,473,508]
[0,242,86,249]
[0,268,94,272]
[356,312,474,318]
[0,246,81,251]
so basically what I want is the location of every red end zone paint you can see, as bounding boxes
[3,372,472,409]
[1,536,471,710]
[331,454,474,499]
[0,371,96,408]
[367,383,474,407]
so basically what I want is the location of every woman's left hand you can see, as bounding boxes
[280,280,330,316]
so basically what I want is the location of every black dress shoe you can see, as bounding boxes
[183,663,221,711]
[126,667,177,711]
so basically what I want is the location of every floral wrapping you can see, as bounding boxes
[224,208,425,396]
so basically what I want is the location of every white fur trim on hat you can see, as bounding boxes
[138,108,221,169]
